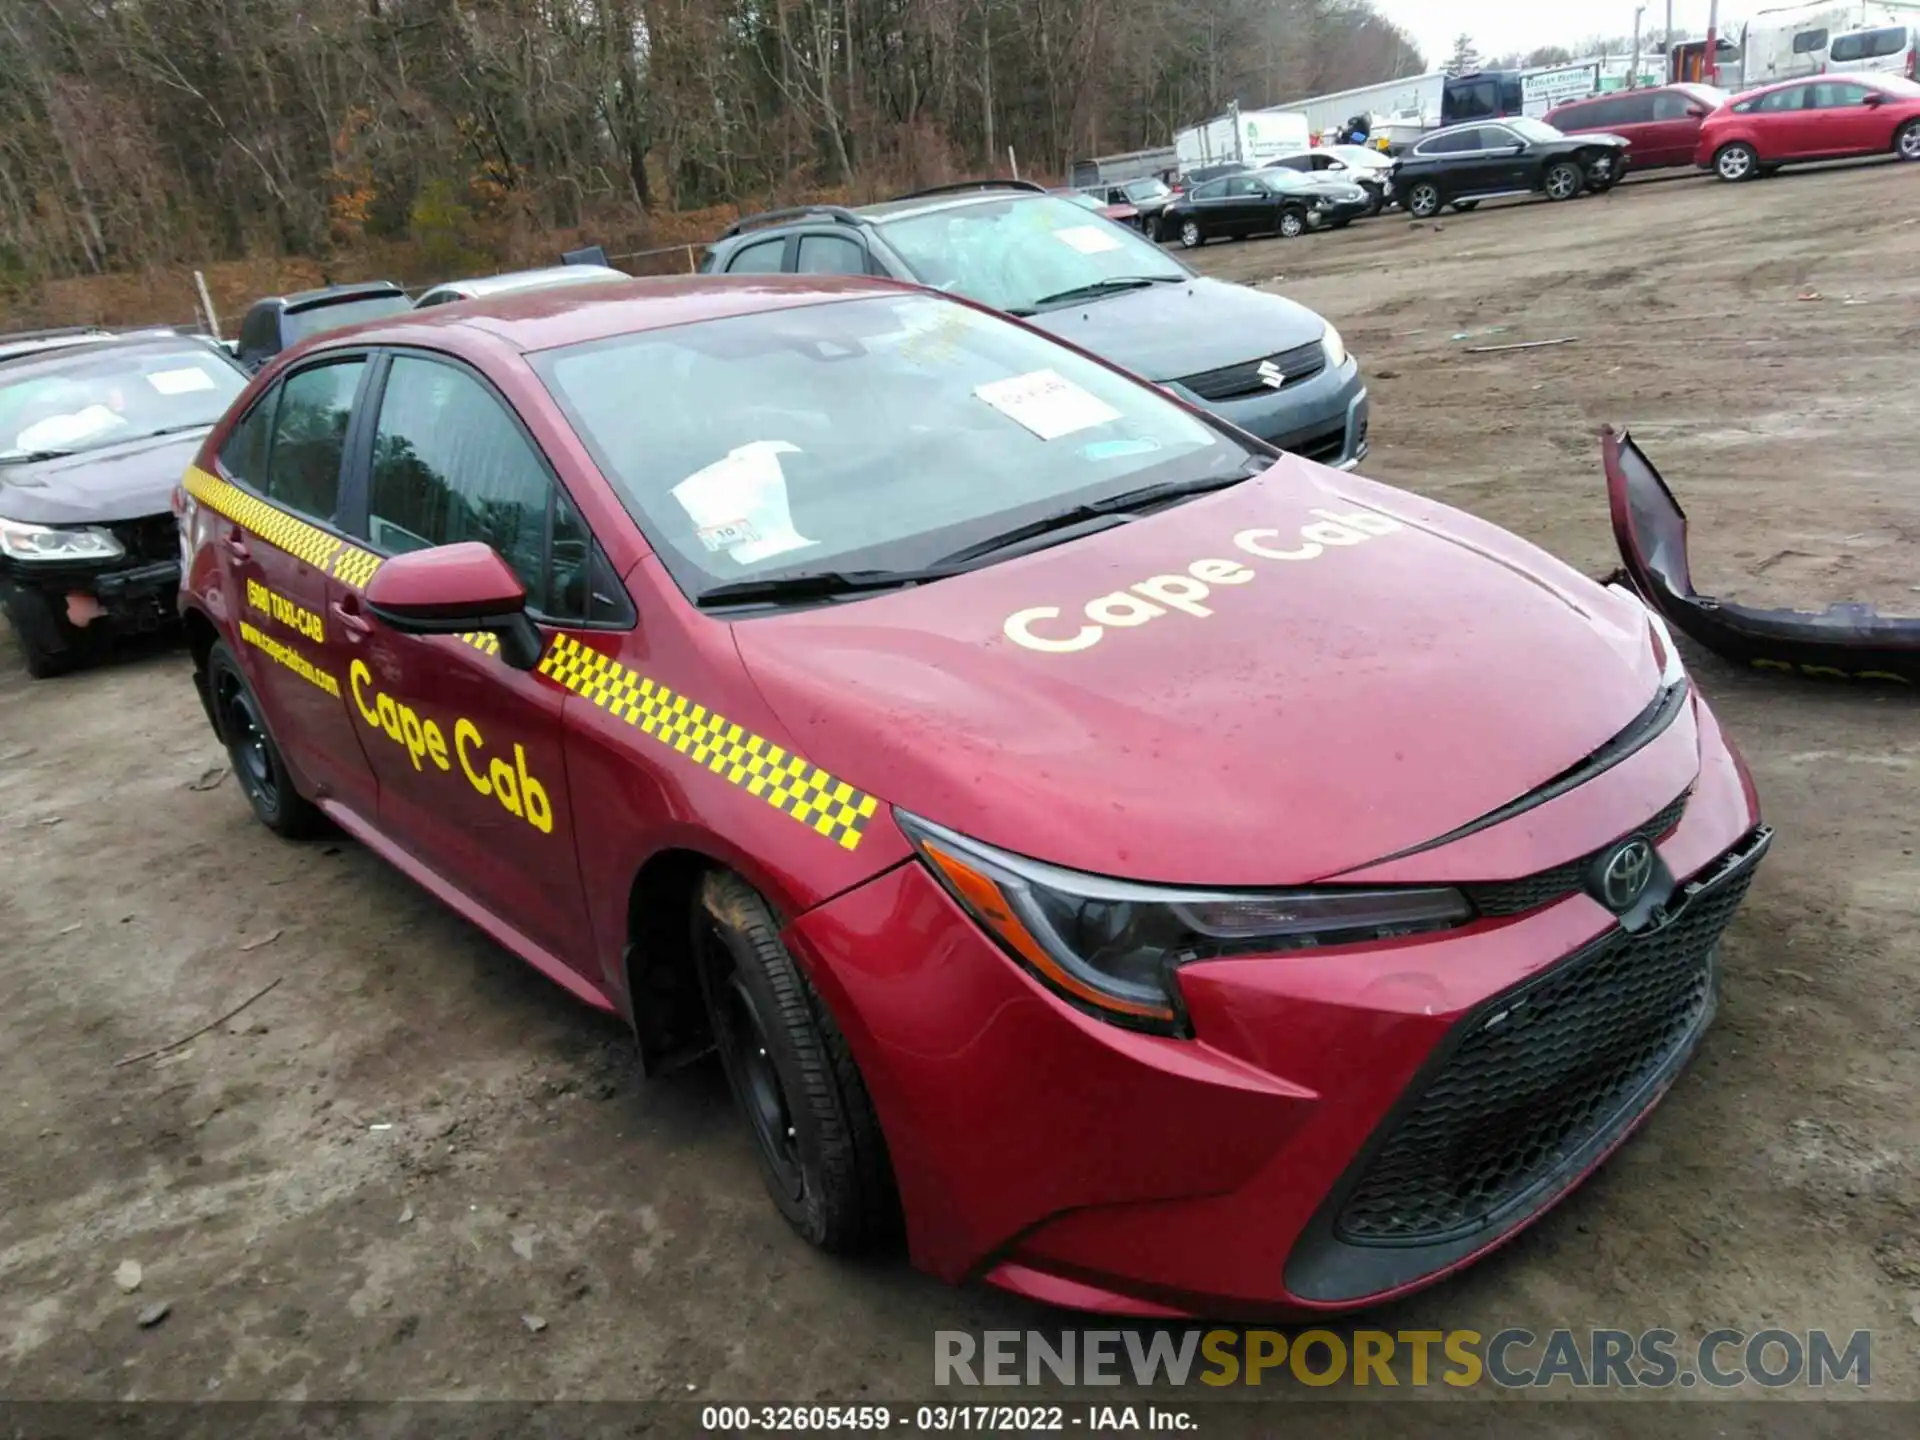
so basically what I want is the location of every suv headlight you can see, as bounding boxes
[0,517,125,563]
[1322,323,1348,369]
[897,812,1470,1034]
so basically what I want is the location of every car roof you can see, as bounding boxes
[0,332,235,381]
[306,273,917,357]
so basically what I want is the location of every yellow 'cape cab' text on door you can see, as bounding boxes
[349,660,553,834]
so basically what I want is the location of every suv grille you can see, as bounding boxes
[108,514,180,566]
[1177,340,1326,402]
[1333,838,1761,1245]
[1463,790,1690,919]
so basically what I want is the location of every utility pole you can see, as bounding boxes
[1665,0,1675,83]
[1706,0,1720,84]
[1630,6,1645,87]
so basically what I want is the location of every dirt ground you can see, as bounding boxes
[1,161,1916,1417]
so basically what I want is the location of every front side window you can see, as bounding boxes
[797,234,868,275]
[0,345,246,463]
[532,294,1253,606]
[726,239,788,275]
[1808,81,1870,108]
[1757,86,1806,112]
[263,359,364,521]
[366,356,557,606]
[875,195,1187,316]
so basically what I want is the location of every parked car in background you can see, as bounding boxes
[1,333,247,674]
[413,263,629,308]
[700,183,1369,467]
[1180,162,1251,188]
[1267,144,1395,213]
[1161,170,1320,245]
[1054,188,1144,231]
[1253,168,1374,229]
[1075,178,1176,235]
[1825,22,1919,77]
[1698,73,1920,178]
[1548,84,1730,170]
[236,281,411,373]
[1392,118,1630,219]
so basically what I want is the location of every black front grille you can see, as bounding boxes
[1334,839,1761,1245]
[1178,340,1326,402]
[1465,789,1691,919]
[108,514,180,565]
[1290,425,1348,465]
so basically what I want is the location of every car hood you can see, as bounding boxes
[733,460,1667,887]
[1026,276,1326,384]
[0,429,205,525]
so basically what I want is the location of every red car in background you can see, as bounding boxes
[1547,84,1728,170]
[178,276,1768,1317]
[1698,73,1920,179]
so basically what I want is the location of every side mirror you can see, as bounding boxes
[1863,92,1887,106]
[1686,104,1710,118]
[364,541,544,671]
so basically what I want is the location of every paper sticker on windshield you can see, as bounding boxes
[146,367,217,396]
[1055,224,1124,255]
[975,369,1120,441]
[673,442,816,566]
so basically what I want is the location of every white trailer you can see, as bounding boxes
[1173,106,1313,174]
[1731,1,1920,87]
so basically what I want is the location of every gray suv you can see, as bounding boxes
[700,182,1369,468]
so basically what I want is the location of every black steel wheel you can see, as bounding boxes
[207,640,324,837]
[695,870,896,1253]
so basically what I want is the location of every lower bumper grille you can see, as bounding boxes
[1334,832,1767,1246]
[1290,425,1349,466]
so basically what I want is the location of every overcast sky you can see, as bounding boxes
[1373,1,1681,65]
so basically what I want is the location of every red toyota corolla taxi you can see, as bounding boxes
[177,276,1768,1317]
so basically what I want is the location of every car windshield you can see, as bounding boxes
[1508,118,1566,143]
[1871,75,1920,97]
[1326,146,1390,168]
[876,195,1188,314]
[1124,179,1172,201]
[532,293,1253,604]
[282,294,412,344]
[1257,170,1315,192]
[0,345,246,461]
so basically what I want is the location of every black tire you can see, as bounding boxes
[1366,193,1384,217]
[1897,119,1920,163]
[1407,181,1442,219]
[207,640,326,838]
[1278,208,1307,239]
[1178,217,1204,249]
[1714,142,1759,182]
[696,870,896,1254]
[3,589,89,679]
[1451,200,1480,213]
[1329,217,1353,230]
[1543,161,1583,202]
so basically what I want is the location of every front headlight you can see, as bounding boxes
[897,812,1470,1034]
[0,517,125,563]
[1322,323,1348,370]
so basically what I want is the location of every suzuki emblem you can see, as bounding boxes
[1599,838,1655,913]
[1256,359,1287,389]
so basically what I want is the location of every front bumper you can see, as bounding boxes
[788,694,1764,1316]
[1310,197,1373,226]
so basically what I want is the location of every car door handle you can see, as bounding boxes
[223,525,250,560]
[330,594,373,640]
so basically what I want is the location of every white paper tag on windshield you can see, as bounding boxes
[146,367,217,396]
[672,441,816,566]
[974,369,1120,441]
[1055,224,1124,255]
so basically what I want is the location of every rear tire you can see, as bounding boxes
[208,640,326,838]
[1897,120,1920,163]
[1178,218,1204,249]
[1543,161,1583,201]
[1714,142,1759,182]
[1407,181,1442,219]
[696,871,897,1254]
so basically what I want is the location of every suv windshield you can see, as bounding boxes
[1508,117,1566,143]
[874,195,1188,315]
[0,344,245,461]
[533,293,1253,605]
[283,294,411,344]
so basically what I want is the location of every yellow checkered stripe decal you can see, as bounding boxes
[184,466,384,586]
[538,633,879,851]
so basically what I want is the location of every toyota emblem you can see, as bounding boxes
[1256,360,1287,389]
[1599,838,1655,913]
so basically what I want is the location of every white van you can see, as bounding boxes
[1825,21,1920,75]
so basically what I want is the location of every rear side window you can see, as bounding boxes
[1756,86,1806,112]
[1555,101,1597,128]
[1606,94,1657,125]
[262,359,364,521]
[725,239,787,275]
[796,235,867,275]
[1831,28,1908,62]
[1653,91,1693,120]
[1419,128,1481,155]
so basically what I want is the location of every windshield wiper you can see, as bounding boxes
[696,566,967,608]
[141,422,215,440]
[1011,275,1186,316]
